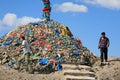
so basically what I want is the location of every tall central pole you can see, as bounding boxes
[41,0,51,21]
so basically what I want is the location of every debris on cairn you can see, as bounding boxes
[0,20,97,73]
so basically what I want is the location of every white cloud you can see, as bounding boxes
[1,13,41,27]
[17,16,40,26]
[81,0,120,10]
[2,13,17,26]
[54,2,88,13]
[0,13,41,35]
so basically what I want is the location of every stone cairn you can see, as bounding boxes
[0,0,97,73]
[0,20,97,72]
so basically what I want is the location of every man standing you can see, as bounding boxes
[98,32,110,65]
[16,36,34,74]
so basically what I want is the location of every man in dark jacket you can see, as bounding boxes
[98,32,110,65]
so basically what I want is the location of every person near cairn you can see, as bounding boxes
[98,32,110,65]
[15,36,34,74]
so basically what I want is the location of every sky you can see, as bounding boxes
[0,0,120,57]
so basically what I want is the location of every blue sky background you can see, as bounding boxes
[0,0,120,57]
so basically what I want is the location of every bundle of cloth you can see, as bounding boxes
[41,0,51,21]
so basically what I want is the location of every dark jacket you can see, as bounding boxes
[98,37,110,48]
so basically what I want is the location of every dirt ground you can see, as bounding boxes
[92,57,120,80]
[0,57,120,80]
[0,64,64,80]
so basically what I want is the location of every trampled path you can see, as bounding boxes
[61,64,96,80]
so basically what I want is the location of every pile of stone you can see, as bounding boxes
[0,20,97,72]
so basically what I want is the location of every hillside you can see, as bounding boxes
[92,57,120,80]
[0,20,120,80]
[0,57,120,80]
